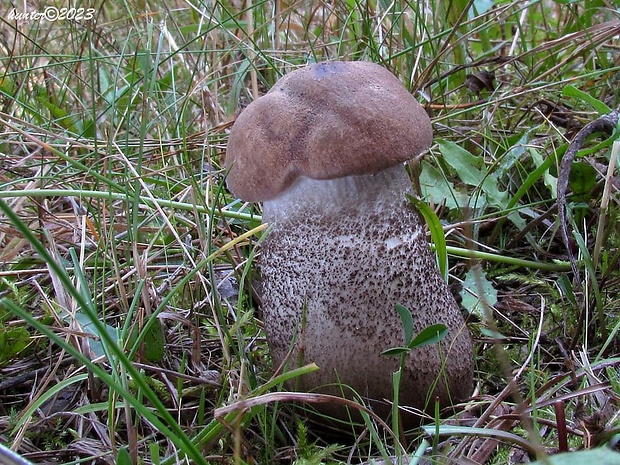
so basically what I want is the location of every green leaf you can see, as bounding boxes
[568,161,598,198]
[0,75,16,96]
[136,50,153,76]
[127,318,166,363]
[419,160,467,210]
[471,0,494,17]
[407,194,448,281]
[563,84,612,115]
[34,86,80,133]
[480,171,510,210]
[116,446,133,465]
[0,326,31,366]
[530,449,620,465]
[460,264,498,320]
[437,139,509,209]
[437,139,484,187]
[381,346,410,357]
[529,146,558,199]
[443,0,471,27]
[149,443,161,465]
[408,324,448,350]
[480,327,507,339]
[143,318,166,363]
[382,311,447,356]
[71,312,119,359]
[395,303,415,345]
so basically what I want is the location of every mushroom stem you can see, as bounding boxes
[263,164,414,223]
[259,165,473,425]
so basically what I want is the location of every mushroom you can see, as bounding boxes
[225,61,473,426]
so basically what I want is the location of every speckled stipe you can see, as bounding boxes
[260,166,473,426]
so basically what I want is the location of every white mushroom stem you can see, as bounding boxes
[259,165,473,424]
[264,164,416,225]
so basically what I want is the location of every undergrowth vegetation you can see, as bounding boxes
[0,0,619,464]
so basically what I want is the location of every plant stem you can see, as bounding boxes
[442,245,572,272]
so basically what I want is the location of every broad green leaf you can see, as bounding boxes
[569,161,597,198]
[408,324,448,350]
[460,264,498,320]
[35,87,80,133]
[437,139,484,187]
[117,446,133,465]
[136,50,153,76]
[143,318,166,363]
[480,328,507,339]
[443,0,470,27]
[149,443,161,465]
[128,318,166,363]
[530,449,620,465]
[407,194,448,281]
[437,139,509,209]
[395,303,414,345]
[0,326,31,366]
[482,171,510,209]
[497,132,529,176]
[72,312,119,359]
[563,84,612,115]
[530,146,558,198]
[0,75,16,96]
[471,0,494,18]
[419,160,467,210]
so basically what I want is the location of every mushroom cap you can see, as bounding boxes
[224,61,433,202]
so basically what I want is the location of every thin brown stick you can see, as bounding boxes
[553,401,568,452]
[557,109,619,286]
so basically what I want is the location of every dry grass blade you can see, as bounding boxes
[514,19,620,83]
[215,391,398,442]
[592,140,620,266]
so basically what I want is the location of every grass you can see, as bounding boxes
[0,0,619,463]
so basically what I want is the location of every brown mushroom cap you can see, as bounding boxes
[224,61,432,202]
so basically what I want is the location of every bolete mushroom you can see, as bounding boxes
[225,61,473,426]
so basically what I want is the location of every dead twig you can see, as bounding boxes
[557,109,620,287]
